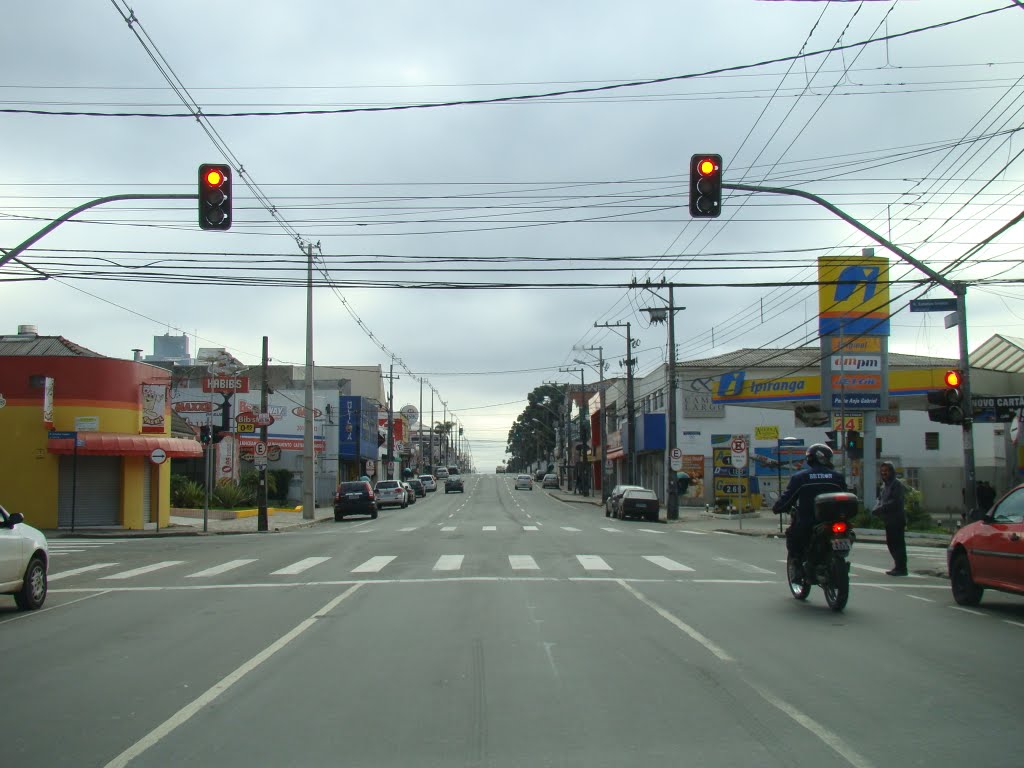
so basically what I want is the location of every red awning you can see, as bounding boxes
[48,433,202,458]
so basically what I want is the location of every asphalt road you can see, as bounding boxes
[3,474,1022,767]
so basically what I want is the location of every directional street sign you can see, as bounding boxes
[150,448,167,465]
[909,298,957,313]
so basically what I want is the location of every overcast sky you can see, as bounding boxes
[3,1,1024,471]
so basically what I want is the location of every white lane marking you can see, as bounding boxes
[49,563,118,581]
[441,526,456,532]
[186,559,258,579]
[1004,620,1024,629]
[601,527,622,533]
[351,555,396,574]
[745,680,875,768]
[643,555,695,573]
[48,549,88,555]
[906,595,935,603]
[576,555,612,571]
[100,561,186,580]
[523,525,539,531]
[102,585,362,768]
[509,555,539,571]
[399,527,419,532]
[713,557,775,575]
[678,530,708,535]
[433,555,464,572]
[560,527,581,532]
[950,606,986,617]
[618,580,733,662]
[0,589,112,625]
[637,528,663,534]
[851,563,923,578]
[271,557,331,576]
[482,526,497,531]
[449,513,454,518]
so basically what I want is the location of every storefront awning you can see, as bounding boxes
[48,433,202,458]
[606,447,625,461]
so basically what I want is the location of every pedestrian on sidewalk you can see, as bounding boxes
[873,461,907,576]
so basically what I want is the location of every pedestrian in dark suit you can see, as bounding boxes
[873,461,907,576]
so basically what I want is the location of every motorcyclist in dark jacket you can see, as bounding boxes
[773,443,847,570]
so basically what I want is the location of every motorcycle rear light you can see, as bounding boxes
[832,521,848,534]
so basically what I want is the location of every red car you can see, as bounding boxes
[948,483,1024,605]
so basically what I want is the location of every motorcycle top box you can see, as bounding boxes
[814,491,858,523]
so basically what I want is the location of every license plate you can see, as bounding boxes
[831,539,852,552]
[346,493,361,499]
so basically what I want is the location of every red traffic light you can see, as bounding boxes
[697,158,718,176]
[689,153,723,218]
[204,168,225,187]
[944,369,962,388]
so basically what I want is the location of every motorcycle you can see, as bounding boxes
[786,491,857,612]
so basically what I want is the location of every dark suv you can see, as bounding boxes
[334,481,377,521]
[445,474,465,494]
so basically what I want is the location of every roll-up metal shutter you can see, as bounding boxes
[58,455,121,528]
[142,463,153,523]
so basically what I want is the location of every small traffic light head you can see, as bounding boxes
[198,163,232,231]
[944,369,962,388]
[689,153,723,218]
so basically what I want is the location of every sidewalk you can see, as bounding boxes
[45,505,336,537]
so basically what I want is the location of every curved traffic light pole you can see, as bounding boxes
[0,193,199,270]
[721,183,1024,513]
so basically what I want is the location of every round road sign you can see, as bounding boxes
[254,441,268,457]
[150,448,167,465]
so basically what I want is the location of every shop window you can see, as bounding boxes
[29,374,47,389]
[925,432,939,450]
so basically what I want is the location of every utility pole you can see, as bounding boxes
[258,335,269,532]
[384,363,398,480]
[559,366,586,494]
[418,377,423,474]
[639,283,685,520]
[302,241,315,520]
[595,321,637,484]
[430,388,435,472]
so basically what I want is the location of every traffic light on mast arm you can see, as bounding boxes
[198,163,232,230]
[689,154,722,218]
[927,369,965,424]
[825,430,838,451]
[845,430,863,460]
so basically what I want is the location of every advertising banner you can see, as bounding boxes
[817,255,890,336]
[141,384,168,434]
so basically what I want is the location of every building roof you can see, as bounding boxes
[678,346,956,371]
[970,334,1024,373]
[0,334,104,357]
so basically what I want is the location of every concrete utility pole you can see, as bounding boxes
[384,363,398,479]
[302,242,315,520]
[579,347,608,501]
[559,367,585,493]
[418,377,423,474]
[596,321,637,484]
[258,335,269,532]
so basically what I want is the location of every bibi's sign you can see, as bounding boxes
[203,377,249,393]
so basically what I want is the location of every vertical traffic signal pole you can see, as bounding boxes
[955,285,977,509]
[258,335,269,532]
[303,242,315,520]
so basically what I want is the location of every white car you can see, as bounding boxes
[435,468,450,480]
[401,481,417,505]
[1,504,49,611]
[419,475,437,492]
[374,480,408,509]
[514,474,533,490]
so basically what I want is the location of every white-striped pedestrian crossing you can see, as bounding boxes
[100,561,185,580]
[271,557,331,576]
[509,555,539,570]
[643,555,695,572]
[433,555,464,571]
[187,559,258,579]
[576,555,612,571]
[351,555,396,573]
[49,563,119,581]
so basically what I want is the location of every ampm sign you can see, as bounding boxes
[818,255,890,336]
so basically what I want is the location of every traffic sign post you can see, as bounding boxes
[669,448,683,472]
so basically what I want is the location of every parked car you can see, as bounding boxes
[618,488,661,522]
[541,474,559,489]
[0,503,49,611]
[374,480,408,509]
[407,478,426,497]
[606,484,645,518]
[333,481,377,521]
[445,473,465,493]
[419,474,437,493]
[402,481,417,505]
[514,474,533,490]
[948,483,1024,605]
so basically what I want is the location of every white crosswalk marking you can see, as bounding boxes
[678,530,708,535]
[49,563,118,581]
[101,561,185,580]
[482,526,497,531]
[714,557,774,575]
[643,556,695,572]
[576,555,612,571]
[352,555,396,573]
[48,549,89,555]
[271,557,330,576]
[509,555,539,570]
[851,563,923,578]
[433,555,464,571]
[560,527,581,532]
[523,525,539,531]
[601,527,622,533]
[441,526,456,532]
[186,559,258,578]
[399,527,418,532]
[637,528,663,535]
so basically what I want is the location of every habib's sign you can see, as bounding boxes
[202,376,249,393]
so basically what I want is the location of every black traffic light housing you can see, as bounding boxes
[199,425,212,445]
[689,154,722,218]
[927,370,965,424]
[198,163,232,230]
[846,430,863,460]
[825,430,838,451]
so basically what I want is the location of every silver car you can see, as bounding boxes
[374,480,408,509]
[514,474,533,490]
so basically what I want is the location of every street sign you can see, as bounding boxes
[730,436,748,467]
[605,459,613,472]
[909,298,958,313]
[254,441,268,457]
[150,448,167,465]
[47,431,76,440]
[253,455,268,469]
[669,448,683,471]
[236,423,256,433]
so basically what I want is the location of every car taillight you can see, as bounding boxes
[368,492,375,500]
[832,521,848,534]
